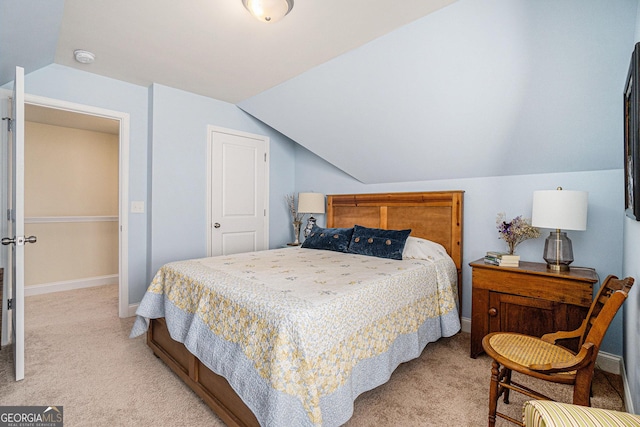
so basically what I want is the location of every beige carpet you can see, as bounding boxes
[0,285,626,426]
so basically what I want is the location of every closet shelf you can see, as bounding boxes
[25,216,118,224]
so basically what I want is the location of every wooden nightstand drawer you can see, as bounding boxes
[471,261,593,306]
[470,259,597,358]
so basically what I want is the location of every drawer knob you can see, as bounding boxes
[488,307,498,317]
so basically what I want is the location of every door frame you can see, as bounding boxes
[8,93,130,319]
[206,125,269,256]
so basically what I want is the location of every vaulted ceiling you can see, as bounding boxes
[239,1,638,183]
[1,0,637,184]
[0,0,457,103]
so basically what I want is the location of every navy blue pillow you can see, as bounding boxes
[301,226,354,253]
[347,225,411,260]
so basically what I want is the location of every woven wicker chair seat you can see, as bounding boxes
[488,333,576,376]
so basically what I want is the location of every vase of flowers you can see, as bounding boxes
[291,220,302,245]
[496,213,540,254]
[286,194,304,245]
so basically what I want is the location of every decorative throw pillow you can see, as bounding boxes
[301,226,354,253]
[402,236,449,261]
[347,225,411,260]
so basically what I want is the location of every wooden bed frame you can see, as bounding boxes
[147,191,464,427]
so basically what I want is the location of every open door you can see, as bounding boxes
[1,66,35,381]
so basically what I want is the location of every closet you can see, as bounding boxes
[23,116,118,293]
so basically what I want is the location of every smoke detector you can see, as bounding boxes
[74,49,95,64]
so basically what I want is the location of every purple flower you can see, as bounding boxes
[496,213,540,254]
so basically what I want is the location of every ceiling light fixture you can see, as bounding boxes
[242,0,293,23]
[74,49,95,64]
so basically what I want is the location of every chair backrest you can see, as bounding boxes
[579,275,634,350]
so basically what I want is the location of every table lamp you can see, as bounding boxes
[531,187,588,272]
[298,192,325,238]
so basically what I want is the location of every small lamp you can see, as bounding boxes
[242,0,294,23]
[298,192,325,238]
[531,187,588,272]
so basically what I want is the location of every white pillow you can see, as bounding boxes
[402,236,449,261]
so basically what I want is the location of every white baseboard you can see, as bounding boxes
[25,275,119,297]
[461,316,471,333]
[459,316,621,375]
[127,303,139,318]
[596,350,621,375]
[621,360,635,414]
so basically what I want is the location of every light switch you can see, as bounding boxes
[131,201,145,213]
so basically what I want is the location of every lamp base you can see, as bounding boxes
[546,262,570,272]
[542,230,574,272]
[304,216,317,238]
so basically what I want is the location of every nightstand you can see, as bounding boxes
[469,259,598,358]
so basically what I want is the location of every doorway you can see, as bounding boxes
[21,95,129,318]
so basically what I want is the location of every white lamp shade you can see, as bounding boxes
[531,189,588,231]
[298,192,325,214]
[242,0,293,23]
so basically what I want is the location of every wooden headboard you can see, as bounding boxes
[327,190,464,277]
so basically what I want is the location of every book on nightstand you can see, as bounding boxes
[484,251,520,267]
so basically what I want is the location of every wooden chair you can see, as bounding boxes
[481,275,634,427]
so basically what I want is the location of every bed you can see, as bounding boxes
[131,191,464,427]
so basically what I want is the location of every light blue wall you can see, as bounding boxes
[623,1,640,414]
[0,0,63,84]
[295,145,625,355]
[148,84,296,284]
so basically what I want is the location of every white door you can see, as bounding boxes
[208,127,269,256]
[1,66,33,381]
